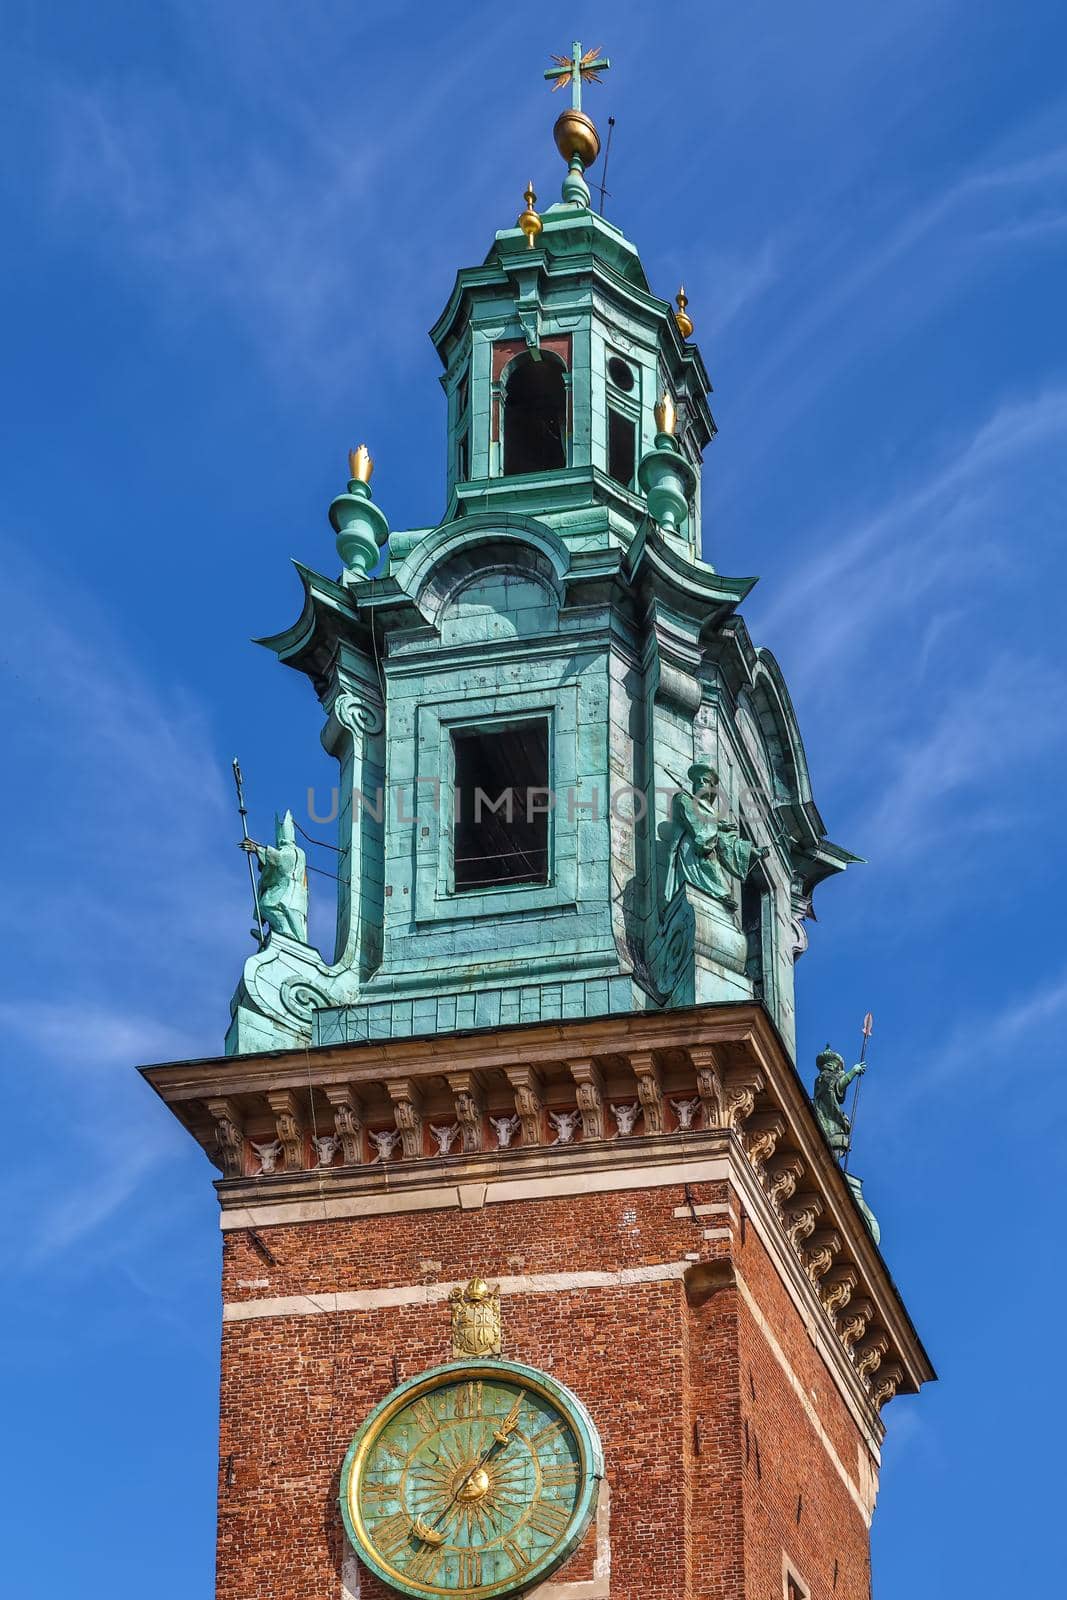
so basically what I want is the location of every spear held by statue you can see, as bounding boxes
[232,757,267,947]
[842,1011,873,1175]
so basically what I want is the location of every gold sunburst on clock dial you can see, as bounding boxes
[340,1359,604,1600]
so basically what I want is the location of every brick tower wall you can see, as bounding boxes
[216,1179,876,1600]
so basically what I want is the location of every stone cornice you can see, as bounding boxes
[142,1000,934,1411]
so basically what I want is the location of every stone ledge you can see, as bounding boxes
[142,999,935,1418]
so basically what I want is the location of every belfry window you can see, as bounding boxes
[503,355,566,476]
[452,720,550,890]
[607,409,636,487]
[742,860,771,1002]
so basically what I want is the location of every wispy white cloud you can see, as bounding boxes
[0,1000,203,1072]
[0,546,237,1262]
[23,1132,172,1264]
[35,4,523,380]
[754,385,1067,694]
[883,965,1067,1133]
[712,128,1067,494]
[859,652,1066,857]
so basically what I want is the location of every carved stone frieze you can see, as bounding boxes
[206,1096,246,1179]
[854,1329,890,1383]
[785,1191,823,1250]
[489,1114,520,1148]
[323,1085,364,1166]
[670,1095,702,1130]
[765,1153,804,1213]
[251,1139,282,1175]
[721,1069,765,1135]
[429,1123,461,1156]
[803,1228,843,1285]
[549,1110,580,1144]
[629,1051,665,1134]
[837,1296,875,1352]
[869,1360,904,1410]
[387,1079,424,1161]
[688,1046,722,1129]
[568,1058,605,1142]
[266,1089,305,1171]
[610,1102,641,1136]
[312,1134,339,1166]
[446,1071,485,1155]
[744,1110,786,1173]
[820,1265,859,1318]
[505,1065,544,1146]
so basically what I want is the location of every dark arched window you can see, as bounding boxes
[503,354,566,476]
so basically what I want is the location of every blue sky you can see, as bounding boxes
[2,1,1065,1593]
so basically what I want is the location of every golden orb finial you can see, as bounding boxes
[654,391,677,437]
[674,284,693,340]
[348,444,373,484]
[517,181,543,249]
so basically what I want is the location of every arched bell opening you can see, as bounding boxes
[502,353,568,476]
[741,857,774,1006]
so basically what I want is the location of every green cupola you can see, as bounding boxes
[226,43,857,1062]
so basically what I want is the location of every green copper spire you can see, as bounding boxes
[227,45,860,1065]
[545,41,610,208]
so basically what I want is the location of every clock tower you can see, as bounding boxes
[144,44,933,1600]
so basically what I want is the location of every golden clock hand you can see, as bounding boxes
[493,1394,524,1446]
[414,1391,528,1543]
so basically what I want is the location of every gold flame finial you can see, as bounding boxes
[517,181,543,249]
[348,444,373,484]
[654,391,677,437]
[674,284,693,340]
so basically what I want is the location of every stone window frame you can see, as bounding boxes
[413,686,580,926]
[782,1552,810,1600]
[495,346,572,478]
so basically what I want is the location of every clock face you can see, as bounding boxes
[340,1359,603,1599]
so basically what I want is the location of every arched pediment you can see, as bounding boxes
[744,651,816,814]
[393,514,570,629]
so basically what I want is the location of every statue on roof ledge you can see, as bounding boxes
[664,762,770,910]
[240,810,309,943]
[811,1045,866,1159]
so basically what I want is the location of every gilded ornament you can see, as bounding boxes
[449,1276,502,1357]
[653,390,677,437]
[674,284,693,339]
[552,109,600,167]
[517,182,543,249]
[348,444,373,484]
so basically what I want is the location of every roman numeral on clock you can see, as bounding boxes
[502,1538,530,1572]
[412,1398,438,1435]
[453,1381,484,1419]
[457,1549,483,1587]
[408,1544,446,1583]
[541,1462,578,1488]
[531,1418,568,1446]
[371,1511,412,1556]
[526,1501,569,1538]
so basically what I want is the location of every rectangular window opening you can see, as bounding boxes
[457,428,470,483]
[741,865,770,1003]
[607,409,636,488]
[452,720,550,891]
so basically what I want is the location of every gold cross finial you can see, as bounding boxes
[544,41,611,113]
